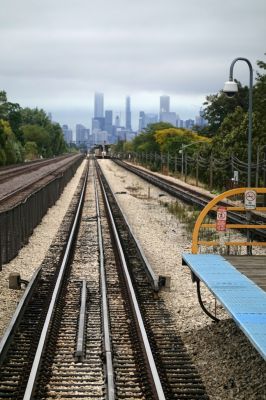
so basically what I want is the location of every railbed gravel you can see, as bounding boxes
[0,158,265,400]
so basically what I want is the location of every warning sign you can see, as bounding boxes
[244,190,257,210]
[216,206,227,231]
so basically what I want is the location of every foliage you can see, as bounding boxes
[0,90,68,165]
[202,82,249,136]
[22,124,51,157]
[155,128,210,153]
[131,123,173,153]
[24,141,39,160]
[0,119,24,165]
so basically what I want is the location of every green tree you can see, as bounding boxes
[22,124,51,157]
[131,122,173,153]
[48,123,67,155]
[202,82,249,135]
[155,127,210,154]
[24,141,39,160]
[0,119,23,164]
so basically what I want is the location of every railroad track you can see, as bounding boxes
[0,155,73,185]
[0,154,82,207]
[113,159,266,239]
[0,159,208,399]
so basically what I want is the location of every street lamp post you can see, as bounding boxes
[223,57,253,187]
[223,58,253,255]
[179,140,207,180]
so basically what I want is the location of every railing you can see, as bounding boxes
[191,187,266,254]
[113,151,266,191]
[0,157,83,268]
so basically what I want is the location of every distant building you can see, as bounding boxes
[160,112,176,126]
[94,92,104,118]
[115,115,120,127]
[62,124,73,144]
[138,112,158,130]
[195,109,207,128]
[48,112,52,122]
[92,117,105,131]
[178,119,184,128]
[105,110,113,134]
[160,95,170,114]
[144,113,158,127]
[76,124,89,146]
[138,111,145,131]
[185,119,194,130]
[125,96,132,131]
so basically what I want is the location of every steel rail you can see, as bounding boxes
[0,266,42,365]
[113,159,266,239]
[98,166,166,400]
[0,154,82,206]
[22,167,88,400]
[94,166,115,400]
[0,155,73,183]
[75,279,87,361]
[97,161,160,292]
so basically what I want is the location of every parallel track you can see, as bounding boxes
[0,154,82,206]
[113,159,266,239]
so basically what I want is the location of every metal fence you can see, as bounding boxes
[0,156,83,269]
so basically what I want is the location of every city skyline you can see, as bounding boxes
[61,92,206,145]
[1,0,265,134]
[59,92,206,138]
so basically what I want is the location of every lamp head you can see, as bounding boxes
[223,80,238,97]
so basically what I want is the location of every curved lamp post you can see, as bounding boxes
[223,57,253,187]
[179,140,207,177]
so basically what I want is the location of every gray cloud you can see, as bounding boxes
[0,0,265,129]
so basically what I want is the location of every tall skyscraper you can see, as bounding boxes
[62,124,73,144]
[125,96,132,130]
[94,92,104,118]
[105,110,113,135]
[160,95,170,114]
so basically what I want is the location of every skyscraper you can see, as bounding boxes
[105,110,113,135]
[160,95,170,114]
[62,124,73,144]
[94,92,104,118]
[125,96,131,130]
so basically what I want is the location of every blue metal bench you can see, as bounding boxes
[182,253,266,360]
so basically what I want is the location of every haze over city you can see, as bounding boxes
[1,0,266,132]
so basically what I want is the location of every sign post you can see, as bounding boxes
[244,190,257,210]
[216,206,227,231]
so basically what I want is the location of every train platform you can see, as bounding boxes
[182,253,266,360]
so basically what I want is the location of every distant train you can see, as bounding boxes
[93,145,110,159]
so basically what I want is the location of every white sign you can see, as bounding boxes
[244,190,257,210]
[233,171,239,182]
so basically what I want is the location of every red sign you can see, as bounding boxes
[216,206,227,231]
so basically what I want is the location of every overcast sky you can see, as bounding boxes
[1,0,265,130]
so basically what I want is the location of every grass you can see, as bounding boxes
[160,200,201,233]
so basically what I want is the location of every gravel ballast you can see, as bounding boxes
[0,158,265,399]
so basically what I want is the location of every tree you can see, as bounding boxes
[21,124,51,157]
[155,127,210,154]
[131,122,173,153]
[20,107,50,127]
[0,119,23,165]
[48,123,67,155]
[24,141,39,160]
[202,82,249,135]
